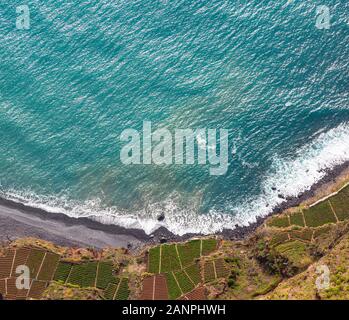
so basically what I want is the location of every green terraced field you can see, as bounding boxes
[313,225,333,239]
[102,277,129,300]
[274,240,311,268]
[177,240,201,267]
[203,261,216,283]
[268,215,290,228]
[53,262,72,283]
[148,239,218,275]
[66,264,86,287]
[104,282,118,300]
[96,261,116,289]
[0,249,130,301]
[37,253,60,281]
[201,239,218,256]
[67,262,98,287]
[160,244,181,273]
[148,246,160,273]
[115,278,130,300]
[165,272,182,300]
[329,191,349,221]
[289,229,313,242]
[289,211,305,227]
[26,249,46,279]
[304,201,336,227]
[214,259,230,278]
[269,232,289,246]
[82,262,98,287]
[184,263,201,285]
[174,270,195,294]
[336,185,349,199]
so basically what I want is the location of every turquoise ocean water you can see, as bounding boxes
[0,0,348,235]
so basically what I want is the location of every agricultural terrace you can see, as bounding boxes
[0,247,59,300]
[1,184,347,301]
[140,274,168,300]
[203,259,229,283]
[0,246,129,300]
[264,187,349,268]
[104,278,130,300]
[148,238,217,274]
[53,260,129,300]
[267,184,349,230]
[242,184,349,291]
[180,286,207,300]
[144,238,219,300]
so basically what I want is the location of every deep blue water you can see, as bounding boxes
[0,0,348,234]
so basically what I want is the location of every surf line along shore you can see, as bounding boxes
[2,159,349,248]
[0,195,150,249]
[119,121,230,176]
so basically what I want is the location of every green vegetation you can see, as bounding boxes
[304,201,336,227]
[215,259,230,278]
[313,225,332,239]
[203,261,216,283]
[96,261,116,289]
[268,216,290,228]
[275,240,312,271]
[114,278,130,300]
[160,244,181,273]
[146,239,219,299]
[27,249,45,279]
[323,267,349,300]
[42,281,101,300]
[227,268,239,288]
[255,239,305,277]
[67,262,98,287]
[252,277,281,297]
[201,239,217,256]
[184,263,201,285]
[4,183,349,301]
[37,253,60,281]
[148,239,218,276]
[148,246,160,273]
[264,229,349,300]
[104,283,118,300]
[67,264,86,287]
[269,232,289,246]
[177,240,201,267]
[289,211,305,227]
[224,256,241,266]
[174,270,195,294]
[342,185,349,198]
[54,262,72,283]
[329,191,349,221]
[289,229,313,242]
[165,272,182,300]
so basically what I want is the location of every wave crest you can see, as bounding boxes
[1,123,349,235]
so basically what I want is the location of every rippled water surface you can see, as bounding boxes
[0,0,348,234]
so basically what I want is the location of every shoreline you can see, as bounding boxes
[0,197,150,249]
[1,160,349,248]
[220,160,349,240]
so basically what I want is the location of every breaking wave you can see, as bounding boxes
[1,123,349,236]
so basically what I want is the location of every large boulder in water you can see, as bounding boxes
[157,213,165,222]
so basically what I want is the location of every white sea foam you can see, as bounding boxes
[229,122,349,228]
[1,123,349,236]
